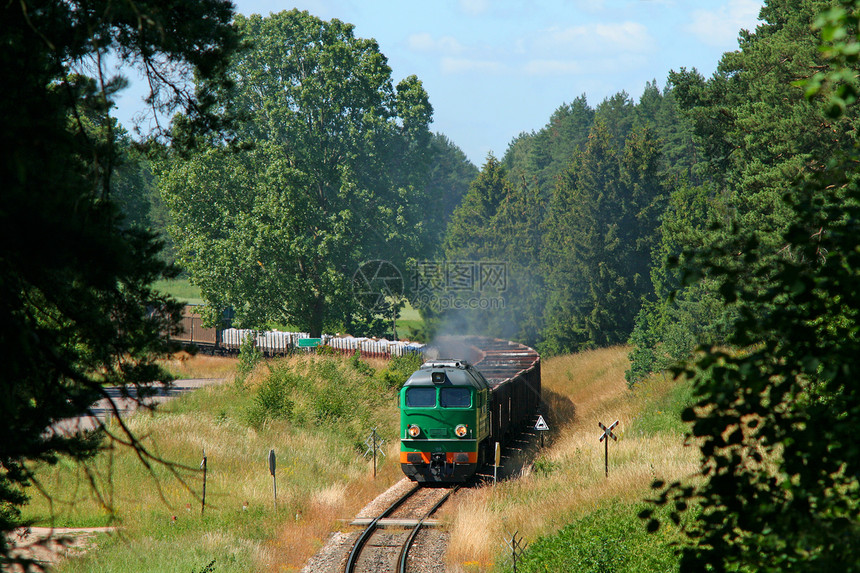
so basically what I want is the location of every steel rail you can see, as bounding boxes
[345,484,421,573]
[396,485,460,573]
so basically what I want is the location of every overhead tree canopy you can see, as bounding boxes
[1,0,239,568]
[160,9,434,337]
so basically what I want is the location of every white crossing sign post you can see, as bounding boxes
[534,415,549,447]
[200,449,207,516]
[504,530,528,573]
[363,428,385,478]
[598,420,619,478]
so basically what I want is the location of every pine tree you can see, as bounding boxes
[542,121,667,354]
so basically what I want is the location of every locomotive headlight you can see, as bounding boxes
[408,424,421,438]
[455,424,468,438]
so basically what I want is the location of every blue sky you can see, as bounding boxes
[114,0,765,166]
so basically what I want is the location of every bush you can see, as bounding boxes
[244,354,400,444]
[376,353,424,389]
[236,333,263,387]
[511,501,682,573]
[245,366,295,428]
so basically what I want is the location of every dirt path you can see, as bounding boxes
[49,378,226,435]
[5,527,115,571]
[6,379,225,571]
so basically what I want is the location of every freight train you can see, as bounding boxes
[173,307,541,483]
[171,305,423,358]
[399,336,541,483]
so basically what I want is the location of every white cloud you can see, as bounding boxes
[441,57,505,74]
[523,59,583,76]
[459,0,490,17]
[408,32,464,55]
[535,21,655,55]
[413,18,656,78]
[687,0,762,48]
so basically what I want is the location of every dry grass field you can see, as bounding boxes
[20,348,696,572]
[24,353,408,573]
[442,346,698,572]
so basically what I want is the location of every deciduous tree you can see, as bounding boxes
[160,10,433,336]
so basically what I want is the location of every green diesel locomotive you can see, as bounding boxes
[399,337,541,483]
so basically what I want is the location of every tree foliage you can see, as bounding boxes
[436,86,685,351]
[626,0,860,383]
[160,10,434,336]
[1,0,238,567]
[541,121,667,354]
[650,155,860,573]
[643,1,860,569]
[438,155,546,343]
[423,133,479,253]
[504,94,595,195]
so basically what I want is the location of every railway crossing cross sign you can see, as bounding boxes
[598,420,619,478]
[363,428,386,478]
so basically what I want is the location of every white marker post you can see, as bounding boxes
[200,450,207,516]
[494,441,501,485]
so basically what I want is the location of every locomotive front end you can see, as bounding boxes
[399,360,490,482]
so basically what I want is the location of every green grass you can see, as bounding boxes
[496,370,695,573]
[395,318,424,340]
[153,278,204,305]
[446,348,698,572]
[627,374,695,438]
[509,501,686,573]
[22,353,417,572]
[398,301,422,322]
[57,516,271,573]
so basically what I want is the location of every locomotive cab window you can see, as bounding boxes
[440,387,471,408]
[406,387,436,407]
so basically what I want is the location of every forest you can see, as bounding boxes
[4,0,860,570]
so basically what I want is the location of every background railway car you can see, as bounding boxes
[400,336,541,483]
[173,305,221,351]
[170,305,424,357]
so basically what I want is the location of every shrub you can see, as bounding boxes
[236,333,263,387]
[376,353,424,389]
[245,367,295,428]
[511,501,682,573]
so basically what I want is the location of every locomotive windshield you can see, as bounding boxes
[440,387,471,408]
[406,387,436,407]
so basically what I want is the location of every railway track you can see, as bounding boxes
[345,485,460,573]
